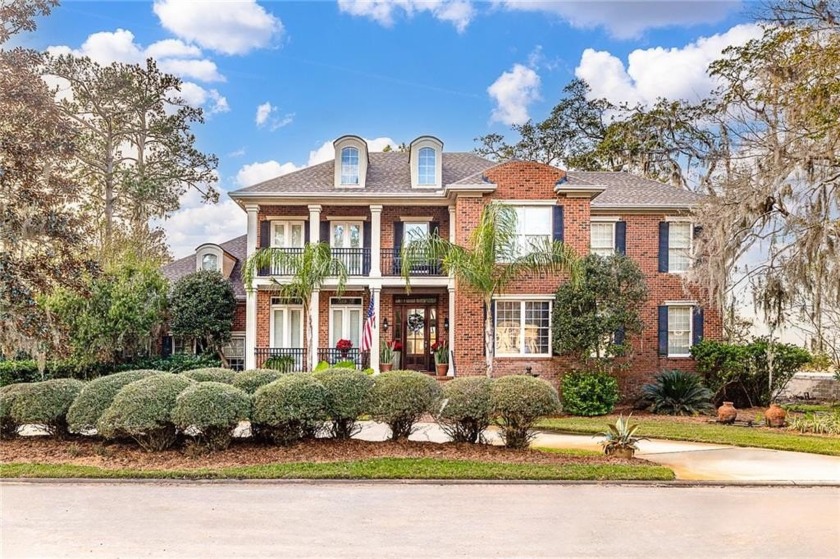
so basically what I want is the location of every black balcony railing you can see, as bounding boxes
[317,348,371,370]
[257,248,370,276]
[381,250,445,276]
[254,347,308,372]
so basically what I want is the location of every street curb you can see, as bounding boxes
[2,478,839,487]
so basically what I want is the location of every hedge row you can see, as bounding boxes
[2,371,560,450]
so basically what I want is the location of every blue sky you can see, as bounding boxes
[22,0,758,258]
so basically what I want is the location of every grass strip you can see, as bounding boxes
[0,457,674,481]
[536,416,840,456]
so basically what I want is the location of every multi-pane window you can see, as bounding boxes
[272,306,304,349]
[667,306,692,357]
[271,221,304,248]
[590,222,615,256]
[201,253,219,271]
[418,147,436,186]
[403,222,429,244]
[669,222,692,273]
[494,300,551,356]
[222,336,245,371]
[330,298,363,348]
[506,206,551,259]
[340,147,360,185]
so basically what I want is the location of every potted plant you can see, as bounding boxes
[432,339,449,377]
[336,339,353,359]
[598,415,644,459]
[389,340,402,369]
[380,340,394,372]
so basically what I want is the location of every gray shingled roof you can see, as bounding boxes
[162,235,247,300]
[567,171,704,208]
[231,152,496,195]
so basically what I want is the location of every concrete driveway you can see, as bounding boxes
[2,482,838,558]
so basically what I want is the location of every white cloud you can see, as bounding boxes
[574,23,761,106]
[161,195,247,259]
[144,38,201,59]
[495,0,741,39]
[236,161,302,187]
[177,82,230,114]
[338,0,475,32]
[255,102,273,126]
[158,58,224,82]
[153,0,283,55]
[306,136,396,166]
[487,63,541,125]
[255,101,295,131]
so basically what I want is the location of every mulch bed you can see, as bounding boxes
[0,437,642,471]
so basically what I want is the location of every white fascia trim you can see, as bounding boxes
[664,300,697,306]
[268,217,306,222]
[591,203,697,211]
[665,216,694,222]
[591,215,621,222]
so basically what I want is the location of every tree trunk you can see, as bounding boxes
[484,295,494,378]
[305,302,313,372]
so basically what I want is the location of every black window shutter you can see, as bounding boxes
[615,221,627,255]
[393,222,403,274]
[658,306,669,356]
[429,221,440,237]
[552,206,565,242]
[693,307,705,346]
[304,221,310,243]
[320,221,330,245]
[259,221,270,248]
[614,326,625,346]
[363,221,371,247]
[362,222,372,275]
[161,336,173,358]
[658,222,670,272]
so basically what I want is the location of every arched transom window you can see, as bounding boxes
[201,253,219,271]
[418,146,436,186]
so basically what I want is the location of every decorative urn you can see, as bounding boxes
[717,401,738,424]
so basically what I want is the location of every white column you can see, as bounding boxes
[308,205,322,244]
[370,287,381,371]
[448,205,456,243]
[310,289,320,370]
[369,204,382,277]
[447,286,456,376]
[245,204,259,370]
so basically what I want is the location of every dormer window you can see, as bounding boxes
[340,147,359,185]
[201,253,219,271]
[418,147,436,186]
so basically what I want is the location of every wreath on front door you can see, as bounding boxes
[407,313,425,333]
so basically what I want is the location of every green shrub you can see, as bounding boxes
[641,370,714,416]
[252,374,329,445]
[232,369,287,394]
[10,379,85,438]
[437,377,492,444]
[369,370,442,440]
[97,374,195,451]
[0,383,31,439]
[66,370,162,433]
[172,382,252,450]
[491,375,560,449]
[264,355,296,372]
[312,368,374,439]
[181,368,236,384]
[123,354,221,373]
[692,338,812,407]
[787,411,840,435]
[560,370,619,416]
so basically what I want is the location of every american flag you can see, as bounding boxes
[361,293,376,352]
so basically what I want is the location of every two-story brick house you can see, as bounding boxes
[163,134,721,393]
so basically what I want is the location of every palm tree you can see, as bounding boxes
[401,202,580,377]
[244,243,348,371]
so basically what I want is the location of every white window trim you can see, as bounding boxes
[269,303,305,349]
[329,220,364,248]
[590,221,616,256]
[270,220,306,249]
[667,304,694,358]
[403,221,430,245]
[339,146,361,187]
[417,146,437,187]
[328,301,364,347]
[591,216,621,222]
[496,200,557,206]
[493,298,553,358]
[667,221,693,275]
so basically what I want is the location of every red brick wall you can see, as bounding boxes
[233,303,246,332]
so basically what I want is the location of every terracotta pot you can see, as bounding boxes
[380,363,392,372]
[606,446,635,459]
[717,401,738,424]
[765,403,787,428]
[436,363,449,377]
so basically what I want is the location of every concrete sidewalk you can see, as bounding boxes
[355,421,840,483]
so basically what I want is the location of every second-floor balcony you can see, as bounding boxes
[381,251,445,276]
[258,247,371,277]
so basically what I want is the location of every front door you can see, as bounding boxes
[394,296,438,372]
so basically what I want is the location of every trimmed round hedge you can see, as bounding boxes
[10,379,85,438]
[181,368,236,384]
[369,370,442,440]
[437,377,492,444]
[491,375,560,449]
[66,370,161,433]
[172,382,252,450]
[312,368,374,439]
[560,370,619,416]
[98,374,195,451]
[233,369,287,394]
[252,374,329,445]
[1,383,31,439]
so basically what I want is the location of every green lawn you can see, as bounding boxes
[0,457,674,481]
[536,416,840,456]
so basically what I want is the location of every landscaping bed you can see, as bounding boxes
[0,437,674,480]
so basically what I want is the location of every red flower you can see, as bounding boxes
[336,339,353,351]
[431,340,446,352]
[389,340,403,351]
